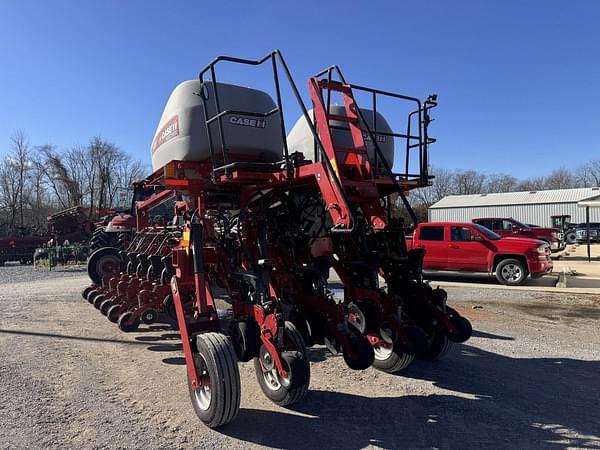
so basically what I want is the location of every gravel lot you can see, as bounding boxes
[0,267,599,449]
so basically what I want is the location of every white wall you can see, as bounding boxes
[428,202,600,226]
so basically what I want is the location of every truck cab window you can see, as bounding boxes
[419,226,445,241]
[451,226,472,241]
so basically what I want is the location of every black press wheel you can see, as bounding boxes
[495,258,528,285]
[107,304,121,323]
[342,335,375,370]
[417,328,452,361]
[117,311,140,332]
[93,294,106,310]
[230,320,260,362]
[99,298,113,316]
[87,289,101,305]
[82,286,93,301]
[372,339,414,373]
[254,321,310,406]
[87,247,121,285]
[189,332,241,428]
[447,315,473,343]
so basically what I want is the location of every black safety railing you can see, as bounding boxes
[313,65,439,226]
[198,50,356,232]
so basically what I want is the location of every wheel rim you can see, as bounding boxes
[193,355,212,410]
[501,264,522,281]
[373,342,393,361]
[347,303,366,333]
[261,352,290,391]
[97,255,119,278]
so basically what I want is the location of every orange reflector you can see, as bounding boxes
[164,162,177,179]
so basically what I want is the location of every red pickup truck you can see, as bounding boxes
[407,222,553,285]
[472,217,564,252]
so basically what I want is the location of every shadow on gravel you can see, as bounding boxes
[162,356,186,365]
[471,329,514,340]
[219,344,600,449]
[0,328,150,346]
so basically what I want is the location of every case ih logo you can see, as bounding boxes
[362,131,386,143]
[152,115,179,153]
[229,116,266,129]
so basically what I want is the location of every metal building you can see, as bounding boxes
[429,187,600,226]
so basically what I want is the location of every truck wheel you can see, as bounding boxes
[565,231,576,245]
[495,258,528,285]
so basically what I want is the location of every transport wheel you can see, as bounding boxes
[565,231,576,244]
[87,247,121,285]
[254,322,310,406]
[117,311,140,332]
[495,259,528,286]
[107,304,121,323]
[93,294,106,310]
[372,340,414,373]
[230,320,260,362]
[189,333,240,428]
[82,287,93,300]
[417,328,451,361]
[99,298,113,316]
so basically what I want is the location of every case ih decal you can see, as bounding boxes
[152,115,179,153]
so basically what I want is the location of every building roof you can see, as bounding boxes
[430,187,600,209]
[578,194,600,208]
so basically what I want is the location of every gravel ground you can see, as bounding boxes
[0,267,599,449]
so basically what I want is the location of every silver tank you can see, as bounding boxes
[286,105,395,169]
[151,80,283,171]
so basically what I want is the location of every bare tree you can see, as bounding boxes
[576,159,600,187]
[485,173,518,193]
[544,167,576,189]
[454,169,486,195]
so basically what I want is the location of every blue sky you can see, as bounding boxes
[0,0,598,177]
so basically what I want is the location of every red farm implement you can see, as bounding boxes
[82,50,471,428]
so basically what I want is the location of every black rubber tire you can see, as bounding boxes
[342,335,375,370]
[372,340,414,373]
[87,247,121,285]
[117,311,140,332]
[189,333,240,428]
[230,320,260,362]
[254,322,310,406]
[140,308,158,325]
[417,330,451,361]
[93,294,106,310]
[107,304,121,323]
[565,231,576,245]
[82,287,93,301]
[447,315,472,343]
[87,290,101,305]
[495,258,528,286]
[163,294,179,330]
[99,299,113,316]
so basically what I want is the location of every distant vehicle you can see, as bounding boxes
[407,222,553,285]
[551,215,578,244]
[576,223,600,243]
[472,217,564,252]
